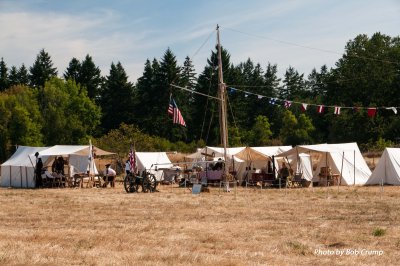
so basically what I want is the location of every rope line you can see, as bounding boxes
[224,27,400,65]
[170,84,220,101]
[226,85,400,110]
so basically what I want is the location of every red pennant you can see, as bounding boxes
[368,108,377,117]
[317,105,324,114]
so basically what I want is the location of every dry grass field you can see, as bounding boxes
[0,184,399,265]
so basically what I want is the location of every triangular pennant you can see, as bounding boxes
[257,95,264,100]
[269,98,277,105]
[386,107,397,115]
[368,108,377,117]
[334,106,341,115]
[301,103,308,112]
[317,105,324,114]
[284,101,292,109]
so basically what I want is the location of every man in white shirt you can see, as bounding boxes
[104,163,116,187]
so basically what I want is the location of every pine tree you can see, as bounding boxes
[280,66,304,99]
[100,62,135,132]
[78,55,103,101]
[133,59,156,129]
[64,57,81,81]
[0,58,8,91]
[8,66,19,87]
[156,48,186,141]
[17,64,30,86]
[191,46,233,145]
[29,49,58,88]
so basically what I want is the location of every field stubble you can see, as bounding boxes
[0,185,399,265]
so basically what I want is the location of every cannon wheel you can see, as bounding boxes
[123,174,136,193]
[147,173,157,192]
[142,173,157,193]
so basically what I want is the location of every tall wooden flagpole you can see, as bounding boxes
[217,25,230,191]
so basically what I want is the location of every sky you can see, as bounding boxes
[0,0,399,83]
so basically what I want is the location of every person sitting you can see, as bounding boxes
[212,159,224,171]
[278,162,290,182]
[55,156,65,175]
[103,164,116,188]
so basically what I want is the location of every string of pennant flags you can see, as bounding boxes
[227,86,399,117]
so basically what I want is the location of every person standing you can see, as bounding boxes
[104,163,116,187]
[35,158,44,188]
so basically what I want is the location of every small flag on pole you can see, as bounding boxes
[168,96,186,127]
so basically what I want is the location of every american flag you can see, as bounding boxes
[168,97,186,127]
[128,145,136,174]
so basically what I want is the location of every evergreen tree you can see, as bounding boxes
[307,65,329,98]
[280,66,304,99]
[181,56,197,89]
[156,48,186,141]
[0,58,8,91]
[264,63,281,97]
[29,49,58,88]
[8,66,19,87]
[191,46,234,145]
[64,57,81,81]
[133,59,157,129]
[17,64,30,86]
[133,49,185,141]
[100,62,135,132]
[78,55,103,101]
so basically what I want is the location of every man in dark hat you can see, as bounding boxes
[35,158,43,188]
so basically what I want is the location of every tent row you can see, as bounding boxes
[185,143,379,186]
[0,145,115,188]
[0,145,176,188]
[2,144,399,188]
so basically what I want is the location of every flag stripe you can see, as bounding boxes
[168,97,186,127]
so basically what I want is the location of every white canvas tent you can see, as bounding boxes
[135,152,173,181]
[1,145,115,188]
[366,148,400,185]
[277,143,371,185]
[285,153,313,181]
[234,146,292,181]
[186,146,246,179]
[32,145,102,176]
[1,146,48,188]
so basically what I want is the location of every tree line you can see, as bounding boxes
[0,32,399,161]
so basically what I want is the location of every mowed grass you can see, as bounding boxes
[0,184,399,265]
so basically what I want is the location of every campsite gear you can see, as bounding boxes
[123,171,157,193]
